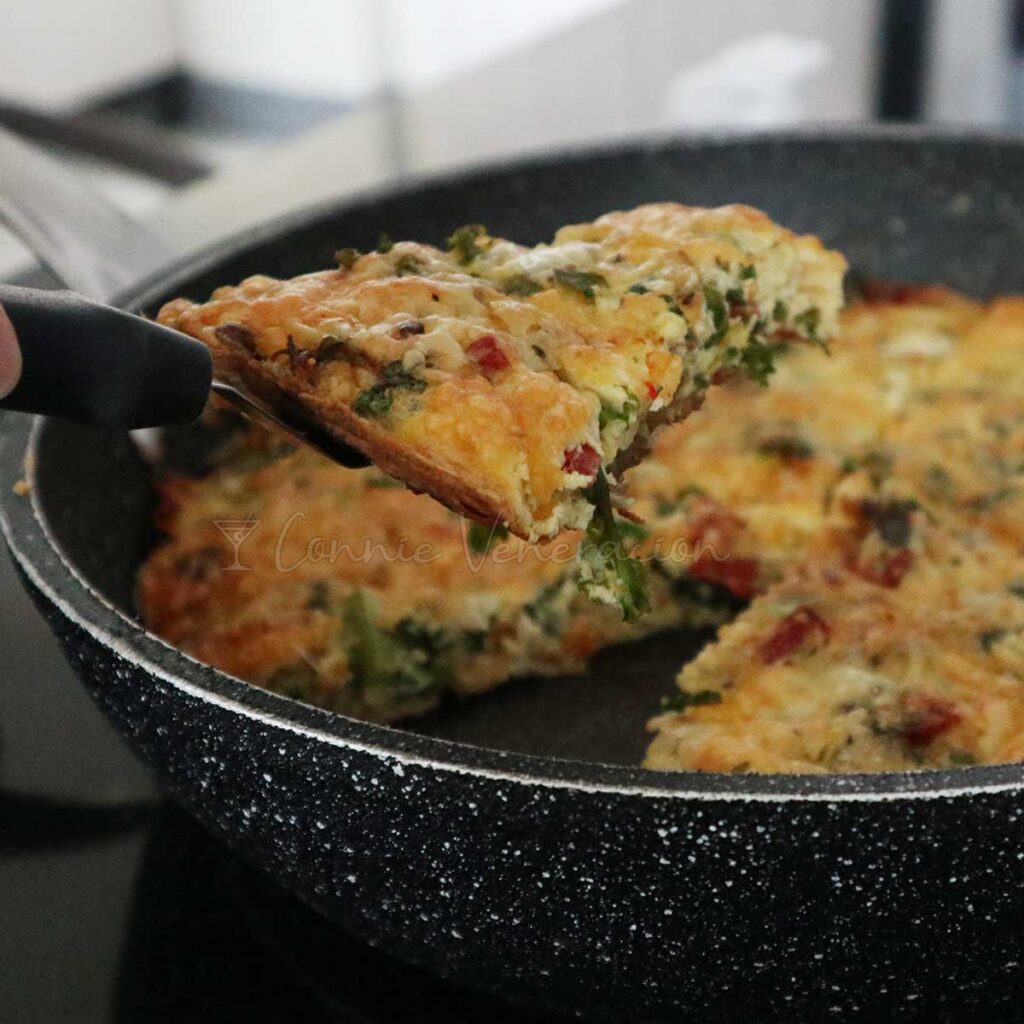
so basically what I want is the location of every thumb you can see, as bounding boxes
[0,304,22,399]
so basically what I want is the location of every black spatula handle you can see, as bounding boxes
[0,285,212,429]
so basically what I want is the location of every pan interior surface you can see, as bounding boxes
[11,129,1024,793]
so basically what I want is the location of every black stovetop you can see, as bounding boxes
[0,542,573,1023]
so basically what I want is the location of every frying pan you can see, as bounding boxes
[4,127,1024,1023]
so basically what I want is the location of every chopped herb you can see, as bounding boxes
[795,306,828,352]
[860,498,918,548]
[660,689,722,713]
[679,483,709,499]
[968,485,1019,512]
[577,470,650,621]
[617,519,650,545]
[353,384,394,418]
[447,223,487,264]
[772,299,788,322]
[382,361,426,388]
[393,617,452,657]
[366,474,403,489]
[979,629,1007,653]
[757,435,815,461]
[467,521,509,554]
[267,663,318,699]
[394,254,423,276]
[738,339,776,387]
[352,361,427,418]
[598,394,640,432]
[795,306,821,337]
[924,463,955,501]
[1007,579,1024,599]
[661,565,747,617]
[655,484,706,517]
[343,591,449,705]
[377,232,394,253]
[628,282,650,294]
[502,273,543,297]
[553,267,608,302]
[703,285,729,342]
[949,750,978,766]
[334,247,361,270]
[739,264,757,280]
[462,629,488,653]
[861,450,894,488]
[524,577,568,636]
[692,372,709,391]
[655,495,678,517]
[725,286,745,305]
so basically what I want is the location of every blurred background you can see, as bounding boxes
[0,0,1021,280]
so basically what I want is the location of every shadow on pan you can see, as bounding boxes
[5,130,1024,1022]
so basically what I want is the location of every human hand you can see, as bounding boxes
[0,304,22,398]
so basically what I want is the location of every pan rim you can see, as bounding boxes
[7,126,1024,802]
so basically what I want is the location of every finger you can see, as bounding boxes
[0,304,22,399]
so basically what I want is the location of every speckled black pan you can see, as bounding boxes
[5,128,1024,1023]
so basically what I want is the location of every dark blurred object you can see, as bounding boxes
[0,70,349,188]
[97,71,350,142]
[0,790,152,855]
[877,0,933,119]
[0,100,209,187]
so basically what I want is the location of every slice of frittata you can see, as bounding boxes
[136,426,683,722]
[158,203,845,618]
[646,289,1024,774]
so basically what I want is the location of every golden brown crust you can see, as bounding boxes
[160,204,846,542]
[646,289,1024,774]
[145,288,1024,770]
[210,341,509,525]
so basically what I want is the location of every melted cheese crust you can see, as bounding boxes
[647,290,1024,773]
[137,429,681,721]
[158,204,844,541]
[145,286,1024,773]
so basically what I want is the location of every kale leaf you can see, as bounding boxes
[553,267,608,302]
[660,689,722,713]
[447,223,488,264]
[353,361,427,418]
[577,470,650,622]
[343,591,450,705]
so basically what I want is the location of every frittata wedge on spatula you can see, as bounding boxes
[159,203,845,617]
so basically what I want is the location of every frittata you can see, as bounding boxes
[648,289,1024,772]
[142,284,1024,774]
[158,204,845,617]
[137,427,681,722]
